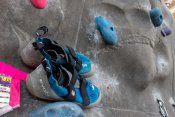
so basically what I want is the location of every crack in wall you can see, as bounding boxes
[74,0,86,50]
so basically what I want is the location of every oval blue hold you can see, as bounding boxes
[150,7,163,27]
[95,16,118,45]
[29,102,85,117]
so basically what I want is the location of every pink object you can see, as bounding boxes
[0,62,28,116]
[31,0,48,9]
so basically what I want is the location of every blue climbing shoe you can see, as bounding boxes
[95,16,118,45]
[33,36,95,77]
[26,37,101,108]
[21,26,95,77]
[150,7,163,27]
[29,102,85,117]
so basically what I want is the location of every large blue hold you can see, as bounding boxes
[29,102,85,117]
[150,7,163,27]
[95,16,118,45]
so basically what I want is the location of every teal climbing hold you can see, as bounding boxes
[95,16,118,45]
[29,102,85,117]
[150,7,163,27]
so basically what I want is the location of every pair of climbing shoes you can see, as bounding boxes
[26,26,101,108]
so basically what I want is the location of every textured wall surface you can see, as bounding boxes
[1,0,175,116]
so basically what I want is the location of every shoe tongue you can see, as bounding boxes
[46,50,62,61]
[60,66,80,88]
[59,66,72,87]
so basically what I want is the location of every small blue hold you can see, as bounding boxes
[29,102,85,117]
[95,16,118,45]
[150,7,163,27]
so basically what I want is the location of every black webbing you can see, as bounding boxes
[62,67,78,101]
[80,77,90,106]
[67,46,82,72]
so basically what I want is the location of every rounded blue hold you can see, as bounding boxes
[95,16,118,45]
[161,26,172,37]
[29,102,85,117]
[150,7,163,27]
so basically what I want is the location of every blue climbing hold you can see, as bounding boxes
[161,26,172,37]
[29,102,85,117]
[150,7,163,27]
[95,16,118,45]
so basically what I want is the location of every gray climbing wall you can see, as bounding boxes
[1,0,175,117]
